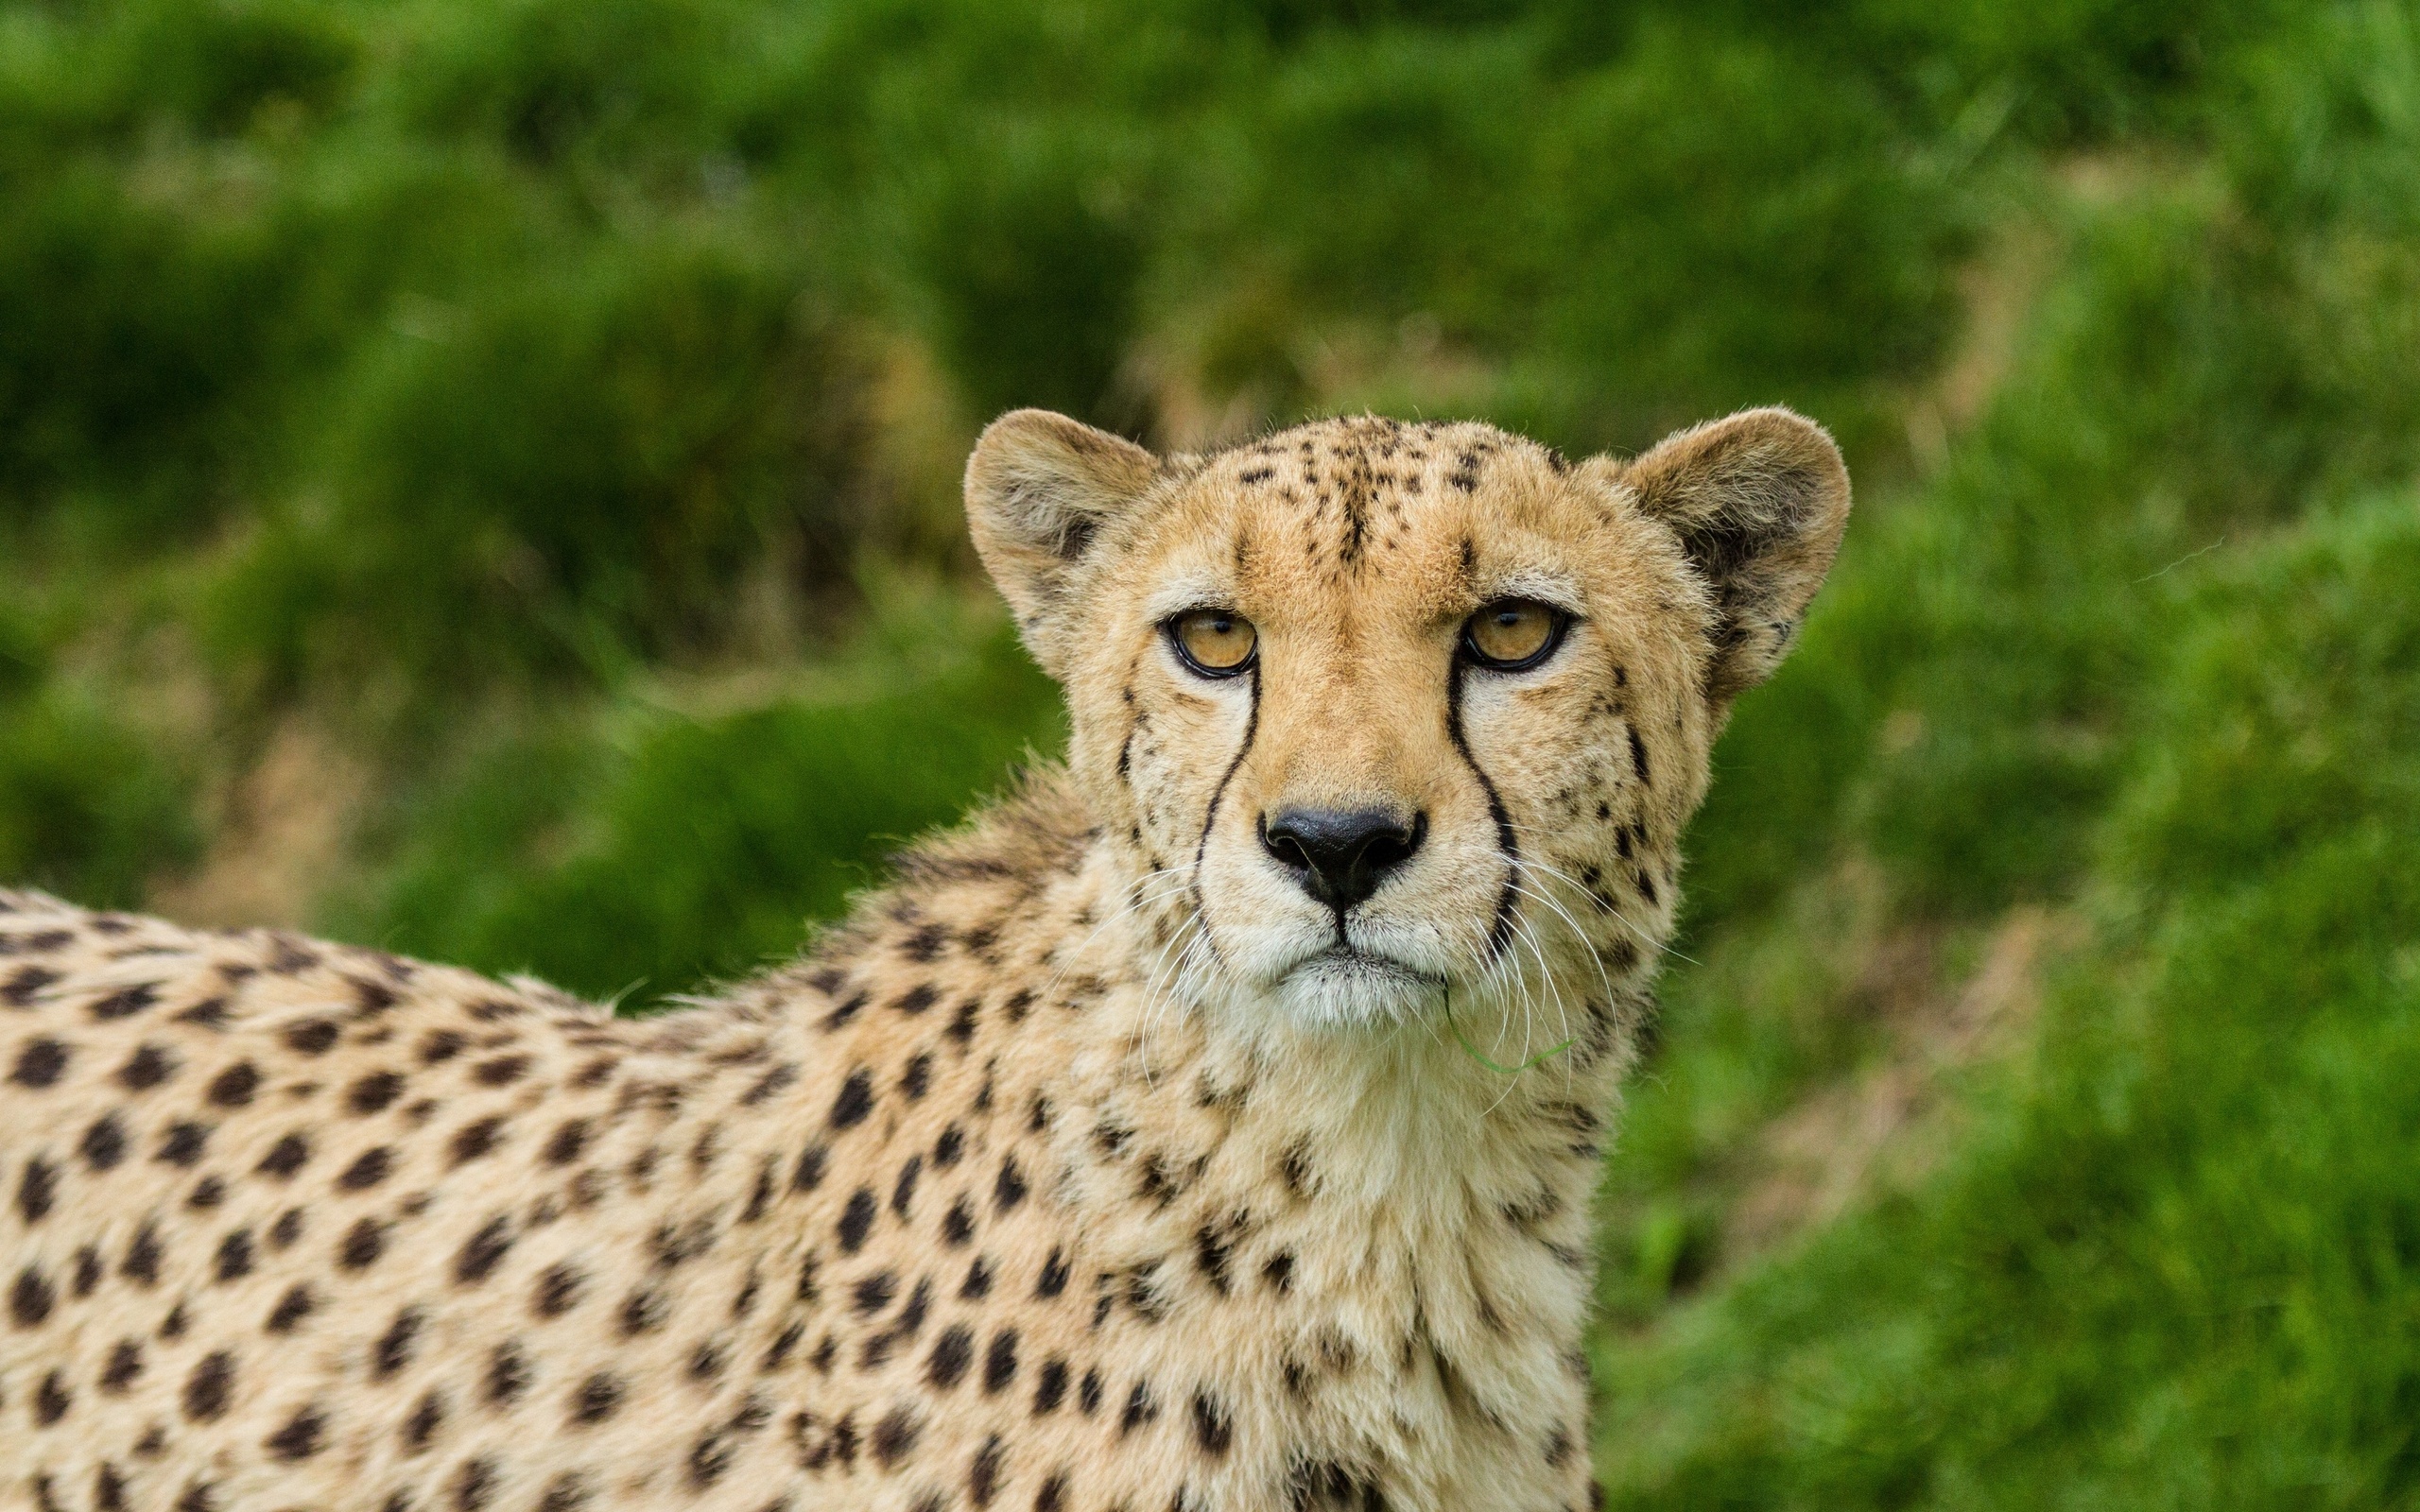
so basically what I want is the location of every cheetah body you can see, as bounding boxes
[0,407,1849,1512]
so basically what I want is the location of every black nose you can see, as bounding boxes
[1259,808,1426,912]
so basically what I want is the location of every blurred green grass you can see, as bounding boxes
[5,0,2420,1503]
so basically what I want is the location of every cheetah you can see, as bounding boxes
[0,405,1847,1511]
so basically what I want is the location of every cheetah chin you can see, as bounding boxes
[1,405,1845,1512]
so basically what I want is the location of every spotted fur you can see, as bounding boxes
[0,407,1846,1511]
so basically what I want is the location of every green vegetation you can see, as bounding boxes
[4,0,2417,1502]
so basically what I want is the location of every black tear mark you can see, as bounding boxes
[1445,666,1521,964]
[1186,660,1262,938]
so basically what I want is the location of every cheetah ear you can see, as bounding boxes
[965,408,1161,679]
[1605,406,1851,705]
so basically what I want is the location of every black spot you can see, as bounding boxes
[1036,1247,1070,1297]
[900,925,948,963]
[947,998,980,1046]
[901,1054,932,1102]
[1036,1475,1068,1512]
[1034,1358,1069,1414]
[1628,725,1651,786]
[182,1350,234,1420]
[1194,1226,1233,1295]
[207,1062,259,1107]
[539,1475,592,1512]
[892,1154,924,1217]
[942,1195,976,1246]
[455,1456,497,1511]
[544,1119,590,1164]
[17,1156,57,1221]
[573,1372,622,1424]
[766,1319,805,1369]
[822,990,869,1030]
[72,1246,99,1295]
[338,1147,392,1190]
[794,1141,830,1192]
[3,965,60,1006]
[450,1116,506,1164]
[373,1307,424,1377]
[456,1217,514,1284]
[854,1270,898,1315]
[35,1366,71,1424]
[284,1019,339,1055]
[339,1217,387,1270]
[872,1406,922,1469]
[1263,1251,1296,1295]
[1192,1390,1233,1455]
[927,1325,976,1389]
[101,1338,143,1392]
[269,1207,304,1247]
[961,1255,993,1299]
[740,1055,798,1103]
[486,1342,530,1404]
[404,1390,444,1452]
[267,1284,314,1333]
[1080,1367,1104,1415]
[994,1156,1028,1212]
[88,982,158,1020]
[122,1223,163,1285]
[983,1331,1018,1394]
[118,1042,176,1090]
[968,1434,1008,1504]
[12,1263,54,1326]
[11,1037,69,1088]
[215,1228,254,1282]
[420,1030,466,1063]
[838,1187,877,1252]
[156,1121,209,1167]
[831,1069,874,1128]
[347,1071,405,1114]
[473,1055,528,1087]
[1120,1380,1158,1434]
[81,1113,127,1170]
[536,1263,584,1317]
[619,1285,668,1335]
[266,1404,324,1460]
[689,1428,736,1488]
[258,1133,311,1177]
[935,1125,964,1168]
[1280,1142,1314,1198]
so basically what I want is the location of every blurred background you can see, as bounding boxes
[5,0,2419,1501]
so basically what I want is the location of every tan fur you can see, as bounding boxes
[0,409,1846,1512]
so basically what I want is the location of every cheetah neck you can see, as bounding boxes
[688,770,1647,1504]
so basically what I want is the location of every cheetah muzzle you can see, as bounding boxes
[0,406,1847,1512]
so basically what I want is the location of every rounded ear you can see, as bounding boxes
[1600,406,1851,704]
[964,409,1160,680]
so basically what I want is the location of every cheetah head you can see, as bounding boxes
[966,409,1848,1039]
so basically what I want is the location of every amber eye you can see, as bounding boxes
[1167,610,1258,678]
[1462,599,1565,671]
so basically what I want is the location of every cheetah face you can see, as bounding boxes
[967,409,1847,1034]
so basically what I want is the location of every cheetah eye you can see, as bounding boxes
[1461,599,1565,672]
[1166,610,1258,679]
